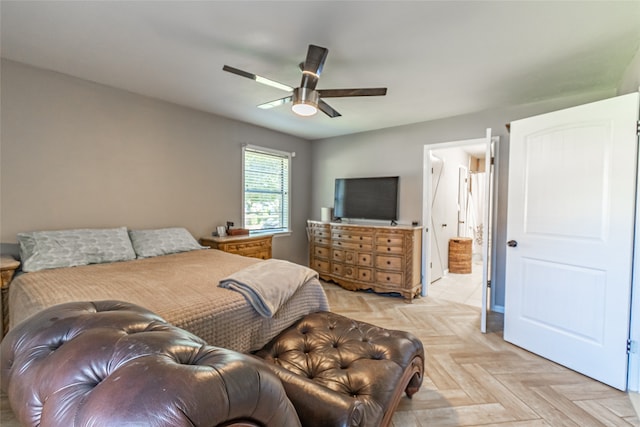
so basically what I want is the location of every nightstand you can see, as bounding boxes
[1,255,21,338]
[200,234,272,260]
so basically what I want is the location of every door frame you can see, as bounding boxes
[421,134,499,315]
[629,125,640,391]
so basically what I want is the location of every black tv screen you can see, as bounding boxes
[334,176,399,221]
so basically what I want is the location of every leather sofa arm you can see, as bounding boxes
[1,300,301,427]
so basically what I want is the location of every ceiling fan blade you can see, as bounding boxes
[318,100,341,118]
[302,45,328,76]
[318,88,387,98]
[257,96,293,109]
[300,45,328,91]
[222,65,294,92]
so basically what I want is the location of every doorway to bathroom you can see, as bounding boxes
[422,131,498,332]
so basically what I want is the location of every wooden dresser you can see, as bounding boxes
[307,220,422,302]
[1,256,21,338]
[200,234,272,259]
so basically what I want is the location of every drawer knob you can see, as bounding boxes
[386,276,391,281]
[387,248,391,252]
[387,239,391,243]
[387,261,391,265]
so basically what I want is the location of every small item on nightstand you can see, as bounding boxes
[216,226,227,237]
[227,228,250,236]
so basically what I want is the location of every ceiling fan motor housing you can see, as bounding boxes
[292,87,320,115]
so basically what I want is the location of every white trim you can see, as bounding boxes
[243,143,292,158]
[241,144,292,233]
[628,107,640,391]
[421,135,499,321]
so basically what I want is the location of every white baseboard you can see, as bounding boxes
[629,392,640,418]
[491,304,505,314]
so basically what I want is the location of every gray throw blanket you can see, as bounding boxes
[219,259,319,317]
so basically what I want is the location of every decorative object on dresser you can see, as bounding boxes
[201,234,272,259]
[0,256,20,338]
[307,220,422,302]
[227,228,250,236]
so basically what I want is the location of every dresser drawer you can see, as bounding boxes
[332,249,345,262]
[358,268,373,282]
[376,271,403,286]
[314,246,330,258]
[331,232,372,244]
[224,240,267,252]
[314,236,330,246]
[343,265,357,279]
[243,249,270,260]
[313,228,330,238]
[333,240,372,251]
[344,251,356,264]
[375,244,404,254]
[331,263,344,275]
[201,235,272,260]
[357,253,373,267]
[375,235,404,246]
[309,222,330,231]
[312,259,330,273]
[375,255,403,271]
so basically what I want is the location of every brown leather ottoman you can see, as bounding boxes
[254,311,424,427]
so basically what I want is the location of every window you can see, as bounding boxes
[242,145,291,233]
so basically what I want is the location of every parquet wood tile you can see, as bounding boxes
[319,281,639,427]
[1,281,639,426]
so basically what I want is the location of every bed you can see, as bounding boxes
[8,228,329,353]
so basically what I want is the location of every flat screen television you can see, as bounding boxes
[333,176,399,222]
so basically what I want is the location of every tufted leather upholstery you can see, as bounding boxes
[254,311,424,427]
[0,300,301,427]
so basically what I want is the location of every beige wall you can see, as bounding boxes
[0,59,312,264]
[310,88,618,310]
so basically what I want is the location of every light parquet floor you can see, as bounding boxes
[2,282,639,426]
[321,281,639,427]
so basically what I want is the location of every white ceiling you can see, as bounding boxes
[2,1,639,140]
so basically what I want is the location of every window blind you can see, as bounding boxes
[242,146,290,233]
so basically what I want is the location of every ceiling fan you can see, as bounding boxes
[223,44,387,118]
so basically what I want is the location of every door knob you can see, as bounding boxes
[507,240,518,247]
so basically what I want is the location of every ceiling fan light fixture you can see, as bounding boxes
[292,87,319,116]
[292,103,317,116]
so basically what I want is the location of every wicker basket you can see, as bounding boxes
[448,237,472,274]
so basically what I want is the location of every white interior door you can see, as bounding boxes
[504,93,639,390]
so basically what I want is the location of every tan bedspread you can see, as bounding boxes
[9,249,329,353]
